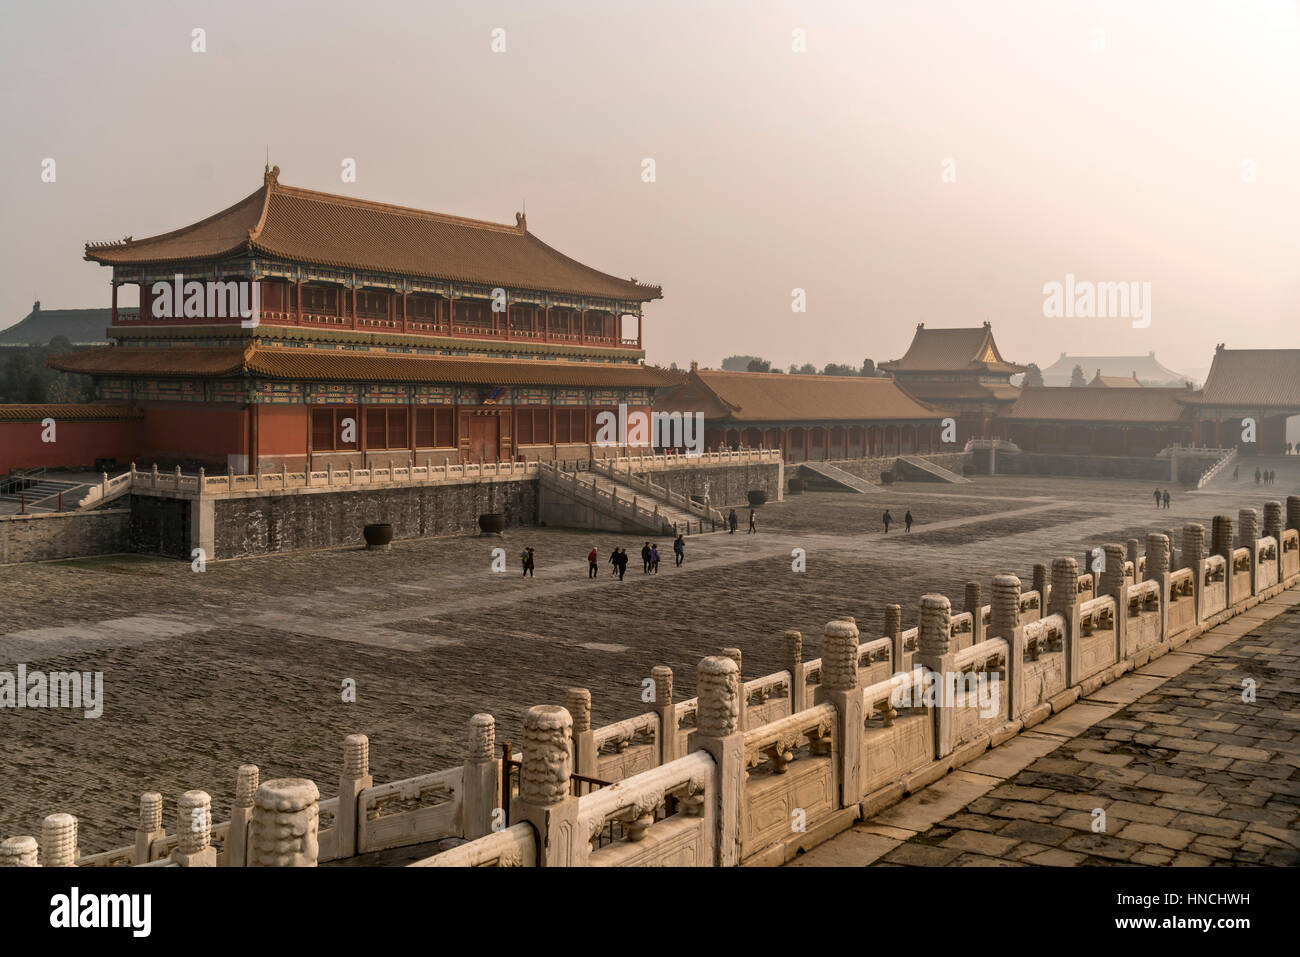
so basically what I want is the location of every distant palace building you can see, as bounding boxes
[655,366,944,460]
[48,166,675,471]
[1039,351,1189,387]
[1001,385,1195,455]
[880,323,1025,443]
[1178,346,1300,454]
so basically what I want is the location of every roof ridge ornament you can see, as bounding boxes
[515,211,526,232]
[264,164,280,186]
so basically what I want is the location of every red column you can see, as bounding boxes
[544,306,550,342]
[636,313,642,348]
[402,291,408,333]
[351,285,357,330]
[579,309,585,345]
[296,280,302,325]
[505,301,511,341]
[111,281,118,324]
[448,297,454,334]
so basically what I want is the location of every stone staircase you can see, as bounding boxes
[0,476,90,513]
[897,455,971,484]
[538,462,718,535]
[799,461,879,493]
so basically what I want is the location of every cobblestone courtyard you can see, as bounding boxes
[1,473,1295,854]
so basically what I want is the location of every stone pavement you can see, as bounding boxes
[790,589,1300,867]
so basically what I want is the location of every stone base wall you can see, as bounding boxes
[0,509,130,565]
[210,479,538,560]
[129,495,192,559]
[636,462,783,508]
[995,452,1190,482]
[811,454,972,485]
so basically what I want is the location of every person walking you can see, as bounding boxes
[615,547,628,580]
[650,544,660,574]
[608,545,619,576]
[1255,467,1262,485]
[905,509,913,533]
[1233,465,1239,481]
[1162,489,1171,510]
[673,534,685,567]
[522,547,535,578]
[748,509,757,534]
[728,509,738,534]
[641,541,651,574]
[1153,487,1162,507]
[587,546,599,579]
[883,509,893,534]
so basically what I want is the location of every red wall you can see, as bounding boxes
[139,403,247,467]
[0,418,142,473]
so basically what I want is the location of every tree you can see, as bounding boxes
[795,362,817,375]
[722,354,761,372]
[1069,364,1086,387]
[1023,362,1044,388]
[822,363,858,376]
[861,358,878,378]
[746,357,771,373]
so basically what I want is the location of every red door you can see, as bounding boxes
[467,415,499,463]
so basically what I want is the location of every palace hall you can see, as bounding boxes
[48,167,675,472]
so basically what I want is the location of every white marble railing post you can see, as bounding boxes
[40,813,78,867]
[964,581,984,647]
[338,734,372,860]
[1213,515,1235,606]
[172,790,216,866]
[566,688,597,778]
[783,631,806,714]
[1099,543,1128,659]
[689,656,744,867]
[884,604,903,674]
[1050,558,1082,685]
[818,619,864,807]
[135,791,164,864]
[651,666,677,765]
[462,714,498,841]
[719,648,744,729]
[229,766,258,866]
[511,705,578,867]
[1147,533,1171,642]
[0,836,39,867]
[249,779,320,867]
[916,596,955,758]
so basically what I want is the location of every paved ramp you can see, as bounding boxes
[799,461,879,493]
[898,455,971,484]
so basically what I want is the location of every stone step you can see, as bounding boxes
[799,461,879,493]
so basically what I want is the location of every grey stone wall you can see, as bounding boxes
[211,479,538,559]
[638,462,782,507]
[129,495,192,558]
[996,453,1176,482]
[0,509,130,565]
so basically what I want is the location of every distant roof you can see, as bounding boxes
[655,368,940,423]
[0,302,111,347]
[1039,352,1188,386]
[1087,369,1143,388]
[85,166,661,303]
[1180,347,1300,409]
[880,323,1025,375]
[0,403,140,422]
[48,345,679,389]
[1004,386,1192,424]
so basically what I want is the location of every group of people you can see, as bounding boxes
[1152,488,1172,509]
[572,535,687,580]
[1257,467,1278,486]
[726,508,757,534]
[881,509,914,533]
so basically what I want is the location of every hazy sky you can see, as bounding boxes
[2,0,1297,376]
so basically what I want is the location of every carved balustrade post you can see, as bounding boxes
[689,656,744,867]
[651,666,678,765]
[511,705,578,867]
[336,734,371,860]
[229,766,258,866]
[462,714,499,841]
[249,779,319,866]
[172,790,216,866]
[135,791,164,864]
